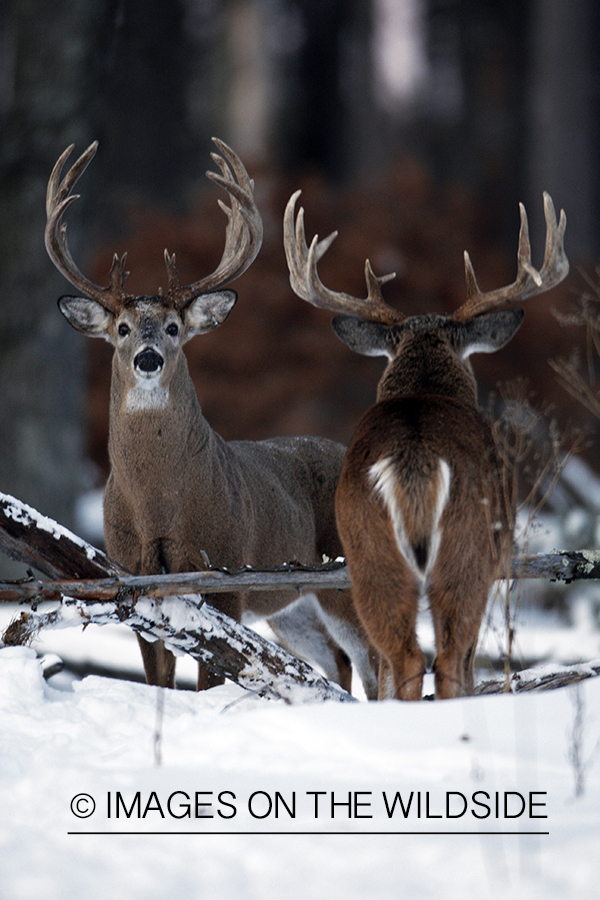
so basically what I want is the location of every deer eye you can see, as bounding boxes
[118,322,130,337]
[166,323,179,337]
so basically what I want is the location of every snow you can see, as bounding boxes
[1,624,600,898]
[2,483,600,898]
[2,491,104,562]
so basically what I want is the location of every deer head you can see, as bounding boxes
[46,139,263,409]
[284,189,568,405]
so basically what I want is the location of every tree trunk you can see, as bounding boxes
[0,0,104,576]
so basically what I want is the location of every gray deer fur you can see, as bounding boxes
[46,140,378,696]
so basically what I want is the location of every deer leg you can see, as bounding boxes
[103,523,178,689]
[136,635,176,688]
[313,588,379,700]
[345,558,425,701]
[197,665,226,692]
[197,591,242,691]
[429,585,488,699]
[377,656,394,700]
[461,640,478,696]
[268,596,353,694]
[384,634,427,701]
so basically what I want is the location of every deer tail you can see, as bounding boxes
[368,455,451,586]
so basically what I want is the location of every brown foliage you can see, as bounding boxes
[85,158,587,479]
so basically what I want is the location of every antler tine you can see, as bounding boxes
[283,190,336,301]
[45,142,126,312]
[454,192,569,321]
[283,191,402,325]
[167,138,263,310]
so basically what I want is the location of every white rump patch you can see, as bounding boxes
[368,455,451,588]
[426,458,451,579]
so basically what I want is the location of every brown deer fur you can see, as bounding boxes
[284,190,568,700]
[334,321,516,700]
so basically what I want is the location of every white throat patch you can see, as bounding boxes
[126,383,169,411]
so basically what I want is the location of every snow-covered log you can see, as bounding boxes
[475,660,600,694]
[0,493,119,580]
[0,492,354,704]
[3,490,600,702]
[4,548,600,606]
[3,592,354,704]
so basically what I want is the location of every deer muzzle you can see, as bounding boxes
[134,348,164,375]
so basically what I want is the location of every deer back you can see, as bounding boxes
[284,189,568,699]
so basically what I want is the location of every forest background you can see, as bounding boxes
[0,0,598,573]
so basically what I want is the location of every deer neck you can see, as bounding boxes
[376,331,478,407]
[107,351,215,483]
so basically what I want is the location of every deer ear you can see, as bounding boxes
[456,308,525,359]
[58,296,113,337]
[184,290,237,338]
[331,316,396,359]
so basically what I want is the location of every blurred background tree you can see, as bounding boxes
[0,0,598,571]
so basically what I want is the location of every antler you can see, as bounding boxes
[47,138,262,313]
[284,190,402,326]
[45,142,129,313]
[453,192,569,321]
[164,137,263,309]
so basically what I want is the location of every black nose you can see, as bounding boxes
[134,348,164,373]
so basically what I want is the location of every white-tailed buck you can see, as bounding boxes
[284,190,568,700]
[46,140,377,696]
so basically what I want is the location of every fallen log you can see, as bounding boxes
[3,491,600,702]
[0,493,120,580]
[475,660,600,694]
[2,547,600,605]
[3,592,354,704]
[4,493,600,606]
[0,492,354,705]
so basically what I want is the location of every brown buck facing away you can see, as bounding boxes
[46,140,378,696]
[284,190,569,700]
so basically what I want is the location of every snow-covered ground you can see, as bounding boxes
[1,592,600,899]
[2,481,600,899]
